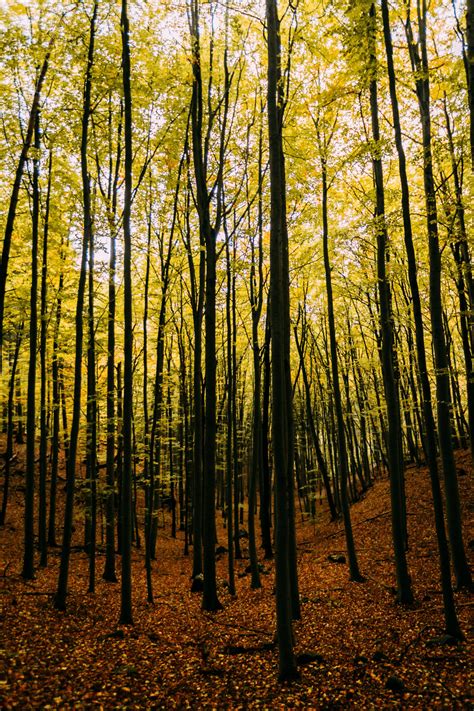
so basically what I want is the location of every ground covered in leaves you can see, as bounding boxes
[1,450,473,709]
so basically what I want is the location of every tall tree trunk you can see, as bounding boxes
[38,151,52,568]
[260,315,272,559]
[48,238,64,547]
[188,0,224,612]
[225,224,236,595]
[22,111,41,581]
[382,0,460,624]
[294,317,338,521]
[87,205,97,594]
[441,99,474,464]
[319,146,363,580]
[248,203,263,589]
[54,1,97,611]
[406,2,472,591]
[1,324,23,526]
[0,49,51,367]
[368,1,412,602]
[119,0,134,625]
[103,104,122,584]
[466,0,474,170]
[190,251,204,589]
[266,0,299,681]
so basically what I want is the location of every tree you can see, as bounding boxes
[368,1,411,603]
[406,0,472,591]
[54,0,97,611]
[266,0,299,682]
[99,99,122,584]
[313,111,363,582]
[381,0,461,635]
[38,151,52,569]
[22,110,41,581]
[0,324,23,526]
[187,0,229,612]
[86,191,97,594]
[119,0,134,625]
[0,47,51,369]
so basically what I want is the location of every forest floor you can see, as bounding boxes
[1,449,473,709]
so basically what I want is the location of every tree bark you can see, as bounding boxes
[55,0,97,611]
[0,49,51,367]
[406,2,472,591]
[38,150,52,568]
[119,0,134,625]
[22,111,41,581]
[266,0,299,681]
[368,1,412,602]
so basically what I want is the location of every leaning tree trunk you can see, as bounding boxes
[0,49,51,368]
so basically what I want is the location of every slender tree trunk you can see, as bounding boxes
[22,111,41,581]
[188,0,224,611]
[38,151,52,568]
[119,0,134,625]
[48,239,63,547]
[406,3,472,591]
[384,0,465,623]
[442,99,474,463]
[103,106,121,584]
[59,360,69,469]
[294,319,338,521]
[168,357,177,540]
[87,207,97,594]
[260,316,272,558]
[1,324,23,525]
[116,363,123,555]
[147,284,166,566]
[15,372,24,445]
[190,288,204,589]
[466,0,474,170]
[368,2,412,602]
[266,0,299,681]
[0,49,51,367]
[248,249,262,587]
[54,1,97,611]
[225,227,236,595]
[319,150,363,581]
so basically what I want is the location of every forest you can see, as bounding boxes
[0,0,472,707]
